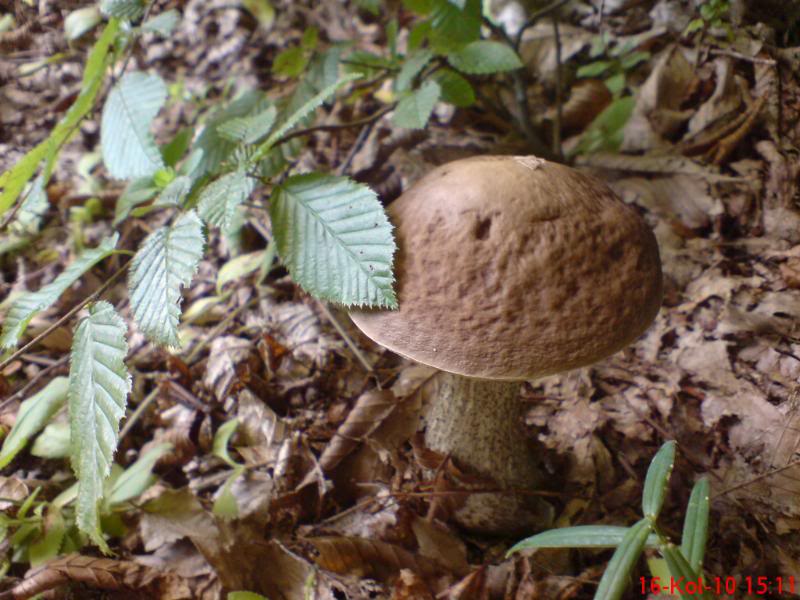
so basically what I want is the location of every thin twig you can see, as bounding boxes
[0,355,68,412]
[0,262,129,372]
[514,0,574,50]
[316,301,373,374]
[335,114,379,177]
[272,104,395,148]
[118,386,159,442]
[552,16,563,160]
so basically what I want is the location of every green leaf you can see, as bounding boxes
[576,59,613,78]
[507,525,660,555]
[0,20,119,217]
[101,72,167,179]
[254,73,361,160]
[447,40,523,74]
[217,106,277,144]
[31,422,71,459]
[100,0,144,20]
[273,46,310,78]
[680,477,710,573]
[270,174,397,307]
[393,80,441,129]
[620,50,650,70]
[684,18,705,34]
[108,442,172,505]
[141,9,180,36]
[8,173,49,237]
[69,301,131,552]
[129,211,204,347]
[213,467,245,518]
[395,49,434,92]
[28,507,66,567]
[604,72,626,96]
[661,542,711,600]
[594,519,653,600]
[572,95,635,156]
[64,6,102,40]
[429,0,481,52]
[213,419,242,468]
[228,592,270,600]
[0,234,119,349]
[434,68,475,107]
[154,175,191,208]
[217,250,268,293]
[113,178,159,225]
[0,377,68,469]
[197,169,256,233]
[642,441,676,520]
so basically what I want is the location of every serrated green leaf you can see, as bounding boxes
[101,72,167,179]
[680,477,710,573]
[108,442,172,506]
[429,0,481,52]
[69,301,131,552]
[8,173,49,236]
[434,68,475,107]
[100,0,144,20]
[197,170,256,232]
[393,80,441,129]
[270,174,396,307]
[0,20,119,217]
[129,211,204,347]
[254,73,361,160]
[594,518,652,600]
[0,378,68,469]
[217,106,277,144]
[31,421,71,459]
[113,177,159,225]
[395,49,434,92]
[273,46,310,78]
[572,95,635,156]
[217,250,268,293]
[0,234,119,349]
[141,9,180,36]
[195,91,268,176]
[507,525,661,555]
[642,441,676,520]
[154,175,191,208]
[577,60,613,78]
[447,40,522,74]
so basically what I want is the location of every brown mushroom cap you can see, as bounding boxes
[349,155,662,380]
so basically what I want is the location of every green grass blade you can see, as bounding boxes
[594,519,653,600]
[680,477,710,572]
[508,525,660,555]
[661,542,712,600]
[642,440,676,520]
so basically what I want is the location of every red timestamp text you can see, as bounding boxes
[640,575,796,596]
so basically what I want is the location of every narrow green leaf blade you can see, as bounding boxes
[447,40,523,74]
[69,301,131,552]
[197,170,256,232]
[108,442,172,505]
[507,525,660,555]
[101,72,167,179]
[270,174,397,307]
[661,542,712,600]
[128,210,204,347]
[0,234,119,349]
[0,20,119,216]
[594,518,652,600]
[680,477,710,573]
[393,80,441,129]
[0,377,68,469]
[642,441,676,520]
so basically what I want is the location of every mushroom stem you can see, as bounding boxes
[424,372,553,534]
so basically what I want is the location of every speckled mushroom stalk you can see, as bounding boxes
[350,156,663,534]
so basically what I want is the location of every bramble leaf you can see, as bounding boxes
[393,80,440,129]
[197,170,256,233]
[270,174,396,307]
[129,211,204,347]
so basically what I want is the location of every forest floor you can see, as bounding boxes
[1,0,800,598]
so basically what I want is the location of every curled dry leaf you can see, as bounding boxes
[549,79,612,134]
[0,476,28,511]
[318,389,398,473]
[6,554,191,600]
[309,536,443,582]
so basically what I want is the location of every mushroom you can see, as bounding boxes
[349,155,662,534]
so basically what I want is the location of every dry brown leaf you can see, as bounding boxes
[441,568,489,600]
[687,57,744,136]
[389,569,435,600]
[202,336,252,401]
[410,516,469,577]
[140,488,218,553]
[6,554,191,600]
[0,476,29,511]
[309,535,443,582]
[547,79,611,134]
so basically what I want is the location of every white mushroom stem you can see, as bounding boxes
[423,372,553,534]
